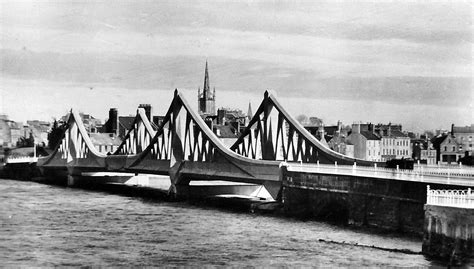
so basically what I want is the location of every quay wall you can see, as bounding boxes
[2,162,41,181]
[281,166,465,234]
[422,205,473,262]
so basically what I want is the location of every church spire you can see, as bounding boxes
[198,60,216,117]
[203,60,210,99]
[247,101,253,120]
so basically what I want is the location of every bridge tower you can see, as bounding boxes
[197,61,216,117]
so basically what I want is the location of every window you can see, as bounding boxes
[444,146,447,151]
[452,146,456,152]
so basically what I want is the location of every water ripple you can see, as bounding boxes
[0,179,451,267]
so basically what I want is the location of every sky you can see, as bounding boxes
[0,0,472,132]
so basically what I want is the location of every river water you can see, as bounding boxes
[0,179,454,267]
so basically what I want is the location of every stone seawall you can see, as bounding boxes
[2,163,41,181]
[422,205,473,263]
[281,166,465,234]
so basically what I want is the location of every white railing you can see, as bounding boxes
[283,161,474,186]
[414,163,474,174]
[5,156,38,164]
[426,185,474,208]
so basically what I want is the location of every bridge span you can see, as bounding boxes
[36,89,473,201]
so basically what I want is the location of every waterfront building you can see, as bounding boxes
[305,125,329,148]
[431,134,448,164]
[375,124,411,162]
[346,123,381,161]
[413,139,436,165]
[25,120,51,146]
[0,114,24,148]
[421,142,437,165]
[328,132,354,157]
[64,112,102,134]
[439,124,474,164]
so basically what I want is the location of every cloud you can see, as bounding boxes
[1,49,471,110]
[1,1,471,131]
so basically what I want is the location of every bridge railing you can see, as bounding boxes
[426,185,474,208]
[284,162,474,186]
[5,156,38,164]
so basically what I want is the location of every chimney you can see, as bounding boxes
[352,123,361,134]
[108,108,118,135]
[451,123,455,135]
[368,123,374,133]
[217,108,226,125]
[139,104,152,121]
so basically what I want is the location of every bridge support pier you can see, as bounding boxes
[167,184,191,201]
[422,204,473,264]
[67,175,75,187]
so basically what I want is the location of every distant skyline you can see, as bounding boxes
[0,1,472,132]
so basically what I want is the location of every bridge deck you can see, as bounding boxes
[284,163,474,187]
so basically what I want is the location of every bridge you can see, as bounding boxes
[36,89,474,201]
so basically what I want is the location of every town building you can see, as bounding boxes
[213,125,240,147]
[431,134,448,164]
[89,133,122,154]
[217,108,247,134]
[0,114,25,148]
[420,142,437,165]
[439,124,474,164]
[346,123,381,161]
[375,124,411,162]
[61,112,102,134]
[412,139,436,165]
[328,132,354,158]
[26,120,51,146]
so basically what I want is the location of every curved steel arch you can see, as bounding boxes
[113,108,156,155]
[127,89,282,198]
[37,109,106,171]
[230,91,384,167]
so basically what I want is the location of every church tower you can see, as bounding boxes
[198,61,216,117]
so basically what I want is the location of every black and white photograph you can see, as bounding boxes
[0,0,473,267]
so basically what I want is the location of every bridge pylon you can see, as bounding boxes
[113,108,156,155]
[37,109,107,178]
[126,89,282,199]
[231,91,383,167]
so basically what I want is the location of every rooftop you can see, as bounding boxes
[89,133,122,146]
[361,131,380,140]
[453,124,474,134]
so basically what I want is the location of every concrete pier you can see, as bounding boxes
[422,187,473,263]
